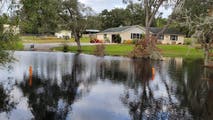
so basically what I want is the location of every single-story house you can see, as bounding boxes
[55,30,72,39]
[150,27,185,44]
[97,25,145,43]
[3,24,20,34]
[97,25,185,44]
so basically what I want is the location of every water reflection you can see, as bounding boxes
[0,85,10,112]
[0,51,212,120]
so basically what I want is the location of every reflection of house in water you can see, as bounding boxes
[118,60,133,73]
[174,58,183,69]
[164,57,183,69]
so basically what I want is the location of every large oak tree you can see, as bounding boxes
[56,0,92,51]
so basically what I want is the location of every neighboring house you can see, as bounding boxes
[150,27,185,44]
[3,24,20,34]
[97,25,145,43]
[55,30,72,39]
[83,29,100,38]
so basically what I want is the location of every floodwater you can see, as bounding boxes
[0,51,212,120]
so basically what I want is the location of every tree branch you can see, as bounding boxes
[156,0,182,38]
[148,0,164,27]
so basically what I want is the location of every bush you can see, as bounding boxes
[184,38,194,45]
[62,44,69,52]
[123,40,132,44]
[132,39,139,44]
[104,37,110,43]
[94,44,105,56]
[90,38,103,43]
[0,25,20,64]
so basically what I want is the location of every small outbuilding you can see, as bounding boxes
[3,24,20,34]
[55,30,72,39]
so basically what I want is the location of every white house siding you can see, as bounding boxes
[97,26,145,43]
[97,33,113,42]
[97,26,185,44]
[159,34,184,44]
[120,27,145,43]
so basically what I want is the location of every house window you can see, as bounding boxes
[170,35,178,41]
[158,35,164,40]
[131,33,142,39]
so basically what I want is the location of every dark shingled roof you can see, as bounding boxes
[150,27,184,35]
[101,26,133,33]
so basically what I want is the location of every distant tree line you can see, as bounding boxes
[0,0,212,64]
[4,1,173,34]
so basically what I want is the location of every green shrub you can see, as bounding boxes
[94,44,105,56]
[132,39,139,44]
[184,38,197,45]
[62,44,69,52]
[104,37,110,43]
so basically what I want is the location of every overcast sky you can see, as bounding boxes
[1,0,172,18]
[79,0,172,18]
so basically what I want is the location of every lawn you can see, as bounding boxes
[0,40,24,51]
[21,36,90,43]
[53,44,204,58]
[158,45,203,58]
[15,41,24,50]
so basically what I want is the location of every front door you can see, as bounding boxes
[111,34,121,43]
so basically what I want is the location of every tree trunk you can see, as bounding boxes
[204,44,209,66]
[144,0,150,43]
[75,37,81,52]
[74,33,81,52]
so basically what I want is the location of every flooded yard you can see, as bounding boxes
[0,51,212,120]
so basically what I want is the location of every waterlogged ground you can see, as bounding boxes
[0,51,212,120]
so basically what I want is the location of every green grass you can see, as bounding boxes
[15,41,24,50]
[158,45,203,59]
[0,40,24,51]
[21,35,90,43]
[105,44,134,56]
[184,38,199,45]
[55,44,134,55]
[68,37,90,43]
[54,44,204,58]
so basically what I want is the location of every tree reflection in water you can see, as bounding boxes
[0,52,213,120]
[19,54,90,120]
[121,59,156,120]
[0,85,10,112]
[166,59,213,120]
[120,58,195,120]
